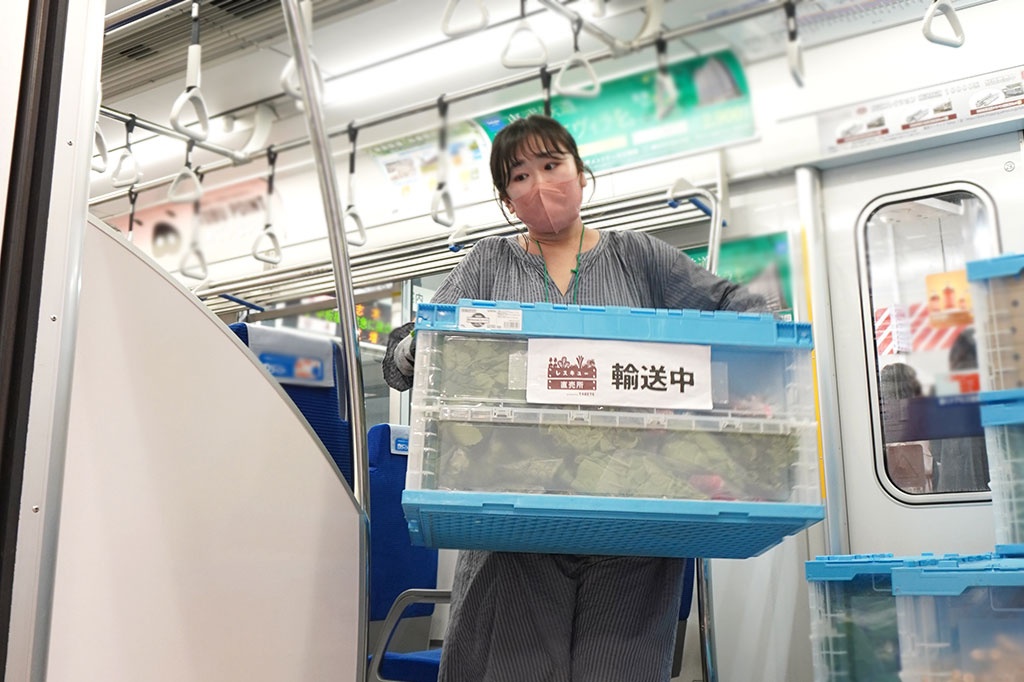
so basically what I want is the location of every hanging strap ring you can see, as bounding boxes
[92,123,108,174]
[784,1,805,87]
[253,146,283,264]
[922,0,965,47]
[167,139,204,203]
[653,38,678,119]
[431,96,456,227]
[554,18,601,99]
[170,1,210,141]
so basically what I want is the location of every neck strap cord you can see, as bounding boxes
[532,226,586,304]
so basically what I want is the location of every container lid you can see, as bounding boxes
[416,300,814,350]
[980,400,1024,427]
[996,543,1024,558]
[891,554,1023,596]
[966,254,1024,282]
[805,552,950,582]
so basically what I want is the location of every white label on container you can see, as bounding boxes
[457,308,524,331]
[507,351,528,390]
[526,338,712,410]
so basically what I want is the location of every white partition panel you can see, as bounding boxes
[47,219,366,682]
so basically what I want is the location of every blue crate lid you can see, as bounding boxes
[891,554,1023,596]
[805,553,949,582]
[402,489,824,560]
[416,300,813,350]
[978,389,1024,408]
[966,253,1024,282]
[980,400,1024,427]
[997,544,1024,558]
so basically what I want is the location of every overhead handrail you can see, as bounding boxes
[344,123,368,247]
[110,115,143,188]
[554,17,601,98]
[92,1,796,209]
[252,147,283,264]
[101,106,249,165]
[167,138,204,203]
[179,171,209,281]
[280,0,324,109]
[430,97,456,228]
[92,123,108,174]
[440,0,489,38]
[169,0,211,142]
[922,0,965,48]
[666,177,722,275]
[784,1,804,87]
[501,0,547,69]
[653,37,678,119]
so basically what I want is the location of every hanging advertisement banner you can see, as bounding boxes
[684,232,794,318]
[367,51,755,215]
[818,65,1024,156]
[477,50,755,173]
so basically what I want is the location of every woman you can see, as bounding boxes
[384,115,766,681]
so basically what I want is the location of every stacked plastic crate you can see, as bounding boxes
[806,254,1024,682]
[401,299,823,560]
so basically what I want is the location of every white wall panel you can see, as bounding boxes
[47,219,366,682]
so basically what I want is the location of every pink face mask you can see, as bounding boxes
[510,176,583,235]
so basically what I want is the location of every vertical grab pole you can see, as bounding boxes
[700,187,722,682]
[278,3,370,681]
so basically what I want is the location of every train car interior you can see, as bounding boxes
[2,0,1023,680]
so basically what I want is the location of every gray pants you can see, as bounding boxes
[438,551,686,682]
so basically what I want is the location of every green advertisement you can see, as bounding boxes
[685,232,793,318]
[475,50,754,172]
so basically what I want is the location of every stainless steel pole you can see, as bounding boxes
[278,3,370,680]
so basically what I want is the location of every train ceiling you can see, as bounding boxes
[101,0,994,101]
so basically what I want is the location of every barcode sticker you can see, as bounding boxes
[457,308,523,331]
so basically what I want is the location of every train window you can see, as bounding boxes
[862,187,999,499]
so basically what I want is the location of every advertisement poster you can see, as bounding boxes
[477,50,755,173]
[367,51,755,216]
[107,178,277,275]
[818,65,1024,156]
[684,232,793,317]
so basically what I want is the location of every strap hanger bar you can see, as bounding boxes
[344,123,368,247]
[430,96,456,228]
[169,0,211,141]
[91,1,791,206]
[100,106,249,164]
[252,146,283,264]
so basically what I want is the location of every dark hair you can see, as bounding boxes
[949,327,977,371]
[879,362,922,400]
[489,115,585,203]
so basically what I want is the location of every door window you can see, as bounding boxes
[861,186,999,498]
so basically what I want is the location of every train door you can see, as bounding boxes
[820,131,1024,556]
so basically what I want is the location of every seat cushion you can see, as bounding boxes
[375,648,442,682]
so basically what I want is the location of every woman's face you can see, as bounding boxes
[502,141,583,204]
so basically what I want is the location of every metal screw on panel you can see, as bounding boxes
[49,315,57,321]
[32,506,40,513]
[1006,161,1016,172]
[67,140,73,146]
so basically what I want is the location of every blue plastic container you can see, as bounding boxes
[892,554,1024,682]
[966,254,1024,394]
[403,300,822,559]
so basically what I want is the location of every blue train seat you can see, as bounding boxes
[228,322,353,486]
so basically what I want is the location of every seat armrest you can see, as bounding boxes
[368,588,452,682]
